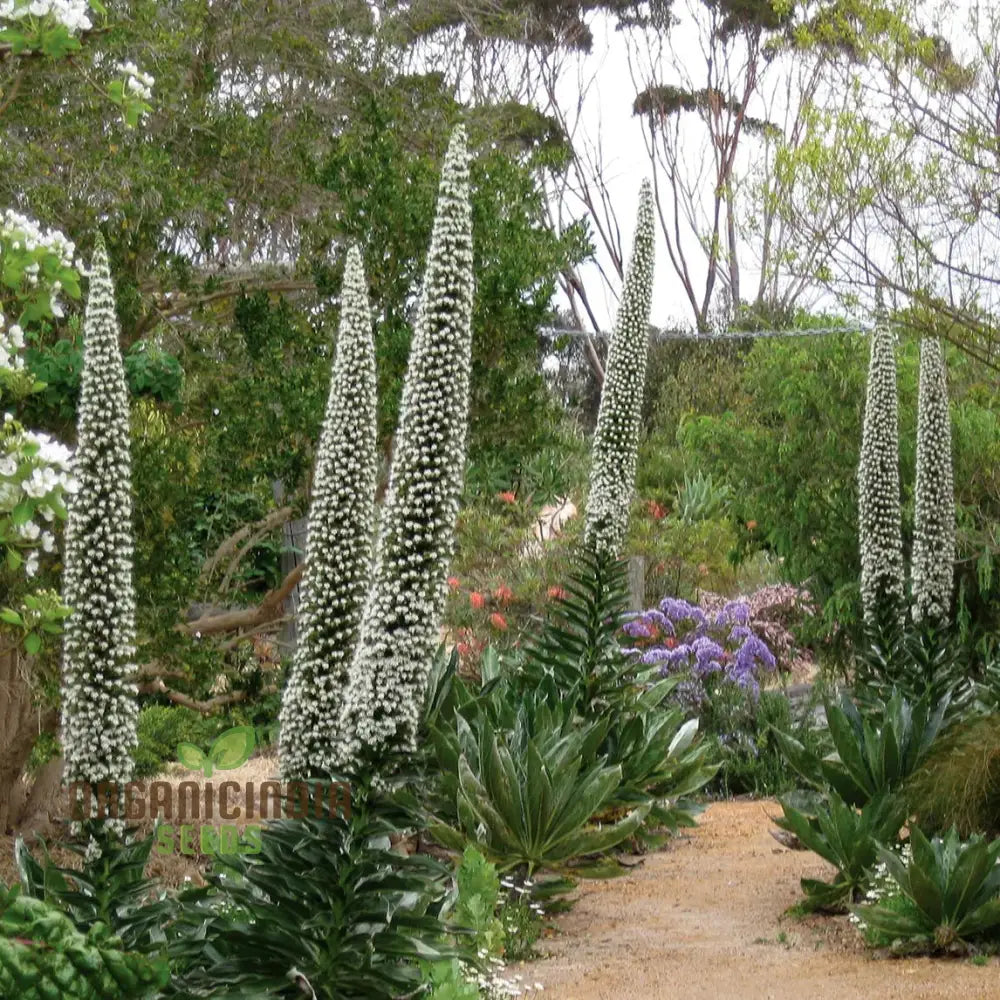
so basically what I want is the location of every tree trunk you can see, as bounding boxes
[0,647,57,833]
[627,556,646,613]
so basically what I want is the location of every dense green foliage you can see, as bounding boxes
[671,331,1000,662]
[0,885,169,999]
[168,792,456,1000]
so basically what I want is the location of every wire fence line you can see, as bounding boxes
[538,323,881,342]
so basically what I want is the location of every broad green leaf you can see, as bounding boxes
[11,501,32,527]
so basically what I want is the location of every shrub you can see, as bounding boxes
[133,704,219,778]
[906,714,1000,837]
[706,688,827,798]
[627,513,739,601]
[623,595,778,706]
[698,585,816,674]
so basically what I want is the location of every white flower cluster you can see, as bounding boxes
[337,127,474,765]
[279,246,378,780]
[61,235,138,798]
[911,337,955,625]
[0,313,25,371]
[0,418,76,576]
[0,209,77,318]
[466,949,544,998]
[2,208,76,266]
[848,842,912,936]
[857,327,905,624]
[114,60,154,100]
[0,0,91,32]
[583,180,655,560]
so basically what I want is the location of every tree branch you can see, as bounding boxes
[198,505,294,586]
[179,563,304,637]
[137,677,277,716]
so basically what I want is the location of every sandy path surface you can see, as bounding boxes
[518,800,1000,1000]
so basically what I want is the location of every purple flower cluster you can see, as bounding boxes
[623,595,777,700]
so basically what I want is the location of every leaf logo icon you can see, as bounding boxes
[176,726,256,777]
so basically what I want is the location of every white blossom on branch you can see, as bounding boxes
[911,336,955,625]
[338,126,474,765]
[278,245,377,780]
[583,179,655,560]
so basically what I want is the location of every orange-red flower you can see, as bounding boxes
[497,490,517,504]
[489,612,508,631]
[746,519,758,531]
[646,499,667,520]
[469,591,485,610]
[494,584,514,605]
[547,586,567,600]
[447,576,460,590]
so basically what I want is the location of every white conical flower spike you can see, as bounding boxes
[583,179,655,560]
[61,234,138,807]
[338,126,474,765]
[911,336,955,625]
[858,326,905,625]
[278,245,378,779]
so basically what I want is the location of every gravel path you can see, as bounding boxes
[516,800,1000,1000]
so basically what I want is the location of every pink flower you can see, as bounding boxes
[494,584,514,605]
[498,490,517,504]
[489,612,508,631]
[469,591,485,610]
[447,576,460,590]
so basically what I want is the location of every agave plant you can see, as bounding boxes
[600,680,718,835]
[0,884,168,999]
[429,689,649,875]
[773,688,948,807]
[775,790,907,911]
[855,826,1000,952]
[673,469,730,524]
